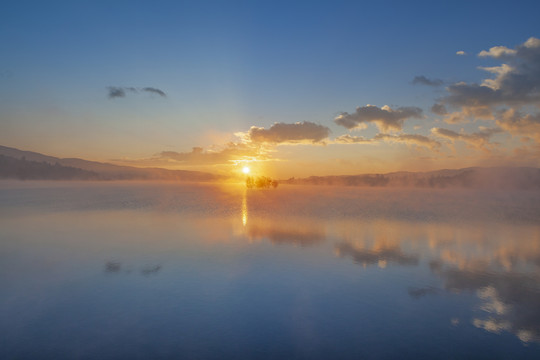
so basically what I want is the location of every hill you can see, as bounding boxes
[0,145,222,181]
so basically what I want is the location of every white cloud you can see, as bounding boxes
[478,45,517,58]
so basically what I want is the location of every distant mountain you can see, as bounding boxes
[0,145,222,181]
[281,167,540,189]
[0,155,100,180]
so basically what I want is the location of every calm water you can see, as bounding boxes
[2,181,540,359]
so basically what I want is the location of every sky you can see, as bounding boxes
[1,0,540,178]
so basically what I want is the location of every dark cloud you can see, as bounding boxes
[107,87,126,99]
[431,103,448,115]
[106,86,166,99]
[412,75,444,87]
[334,104,423,132]
[444,82,503,108]
[142,87,166,97]
[247,121,330,144]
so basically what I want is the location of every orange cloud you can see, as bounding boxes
[431,127,502,150]
[497,108,540,142]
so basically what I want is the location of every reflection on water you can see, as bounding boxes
[104,261,162,276]
[105,261,121,273]
[407,286,441,298]
[1,181,540,358]
[245,218,325,247]
[332,220,540,346]
[435,264,540,343]
[242,188,248,227]
[335,241,419,268]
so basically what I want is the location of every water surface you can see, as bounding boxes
[1,181,540,359]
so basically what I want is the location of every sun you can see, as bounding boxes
[242,166,250,174]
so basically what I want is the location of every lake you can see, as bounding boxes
[1,181,540,359]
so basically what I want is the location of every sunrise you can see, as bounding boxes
[1,1,540,359]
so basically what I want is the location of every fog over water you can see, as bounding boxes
[1,181,540,359]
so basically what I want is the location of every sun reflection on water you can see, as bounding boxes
[242,189,248,227]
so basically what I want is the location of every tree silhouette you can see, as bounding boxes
[246,175,278,189]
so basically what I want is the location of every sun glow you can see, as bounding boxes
[242,166,250,174]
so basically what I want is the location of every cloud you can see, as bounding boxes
[142,87,166,97]
[106,86,167,99]
[374,133,441,151]
[107,87,126,99]
[245,121,330,144]
[334,104,423,132]
[478,46,517,58]
[334,133,440,151]
[439,106,494,124]
[333,134,374,144]
[456,50,466,56]
[444,83,502,108]
[496,108,540,141]
[431,103,448,115]
[412,75,444,87]
[441,37,540,109]
[431,127,502,149]
[115,141,270,168]
[156,142,265,165]
[478,64,514,89]
[116,121,333,169]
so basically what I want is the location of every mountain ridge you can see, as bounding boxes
[0,145,222,181]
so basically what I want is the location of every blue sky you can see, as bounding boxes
[1,1,540,176]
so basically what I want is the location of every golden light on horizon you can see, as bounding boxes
[242,166,250,174]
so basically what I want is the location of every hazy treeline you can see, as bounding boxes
[282,167,540,189]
